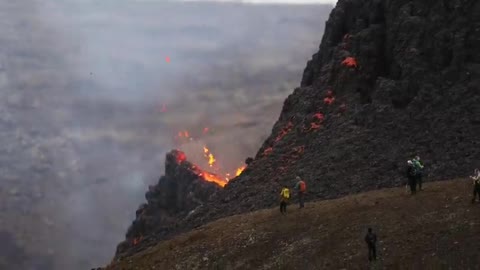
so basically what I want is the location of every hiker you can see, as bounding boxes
[364,228,377,262]
[294,176,306,208]
[470,168,480,203]
[412,156,424,190]
[406,160,417,194]
[280,186,290,214]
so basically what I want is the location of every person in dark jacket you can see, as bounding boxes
[470,168,480,203]
[365,228,377,262]
[406,160,417,194]
[413,156,424,190]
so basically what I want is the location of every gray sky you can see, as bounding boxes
[181,0,336,3]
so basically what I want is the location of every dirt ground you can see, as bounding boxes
[106,179,480,270]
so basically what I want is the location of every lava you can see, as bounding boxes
[175,151,187,163]
[236,166,246,176]
[203,146,216,168]
[172,128,248,187]
[342,57,358,68]
[274,121,294,143]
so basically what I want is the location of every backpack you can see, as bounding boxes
[281,188,290,199]
[299,181,306,192]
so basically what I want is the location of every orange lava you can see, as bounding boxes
[197,170,227,187]
[342,57,358,68]
[314,113,325,121]
[172,129,248,187]
[236,166,246,176]
[275,121,294,143]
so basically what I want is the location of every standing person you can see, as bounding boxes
[413,156,424,190]
[406,160,417,195]
[279,186,290,214]
[294,176,306,208]
[364,228,377,262]
[470,168,480,204]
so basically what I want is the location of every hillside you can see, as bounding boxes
[111,0,479,261]
[105,180,480,270]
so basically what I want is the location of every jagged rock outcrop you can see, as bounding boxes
[111,0,479,262]
[114,150,221,258]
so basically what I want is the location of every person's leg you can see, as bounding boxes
[418,174,423,190]
[409,179,415,194]
[299,193,304,208]
[372,245,377,261]
[473,187,477,203]
[280,201,284,213]
[368,246,372,261]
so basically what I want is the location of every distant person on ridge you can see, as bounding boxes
[412,156,424,190]
[470,168,480,204]
[279,186,290,214]
[406,160,417,195]
[364,228,377,262]
[294,176,306,208]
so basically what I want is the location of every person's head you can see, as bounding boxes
[475,168,479,175]
[415,156,420,161]
[368,228,372,233]
[296,176,301,181]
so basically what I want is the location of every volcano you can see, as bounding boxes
[109,0,479,264]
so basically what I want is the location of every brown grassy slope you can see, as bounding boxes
[106,179,480,270]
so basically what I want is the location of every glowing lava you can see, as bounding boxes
[203,146,216,168]
[172,128,248,187]
[342,57,358,68]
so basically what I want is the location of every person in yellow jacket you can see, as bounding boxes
[280,186,290,214]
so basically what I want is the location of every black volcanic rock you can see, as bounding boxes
[111,0,479,262]
[188,0,480,223]
[114,150,221,258]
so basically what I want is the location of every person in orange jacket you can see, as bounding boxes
[294,176,306,208]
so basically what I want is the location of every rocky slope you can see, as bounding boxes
[107,180,480,270]
[115,150,222,256]
[111,0,479,262]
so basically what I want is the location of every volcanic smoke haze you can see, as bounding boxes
[0,0,331,269]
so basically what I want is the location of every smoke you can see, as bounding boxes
[0,0,330,269]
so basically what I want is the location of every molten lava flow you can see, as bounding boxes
[172,133,248,187]
[314,113,325,122]
[324,97,335,105]
[175,151,187,163]
[236,166,246,176]
[197,170,227,187]
[342,57,358,68]
[323,90,336,105]
[203,146,216,168]
[275,121,294,143]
